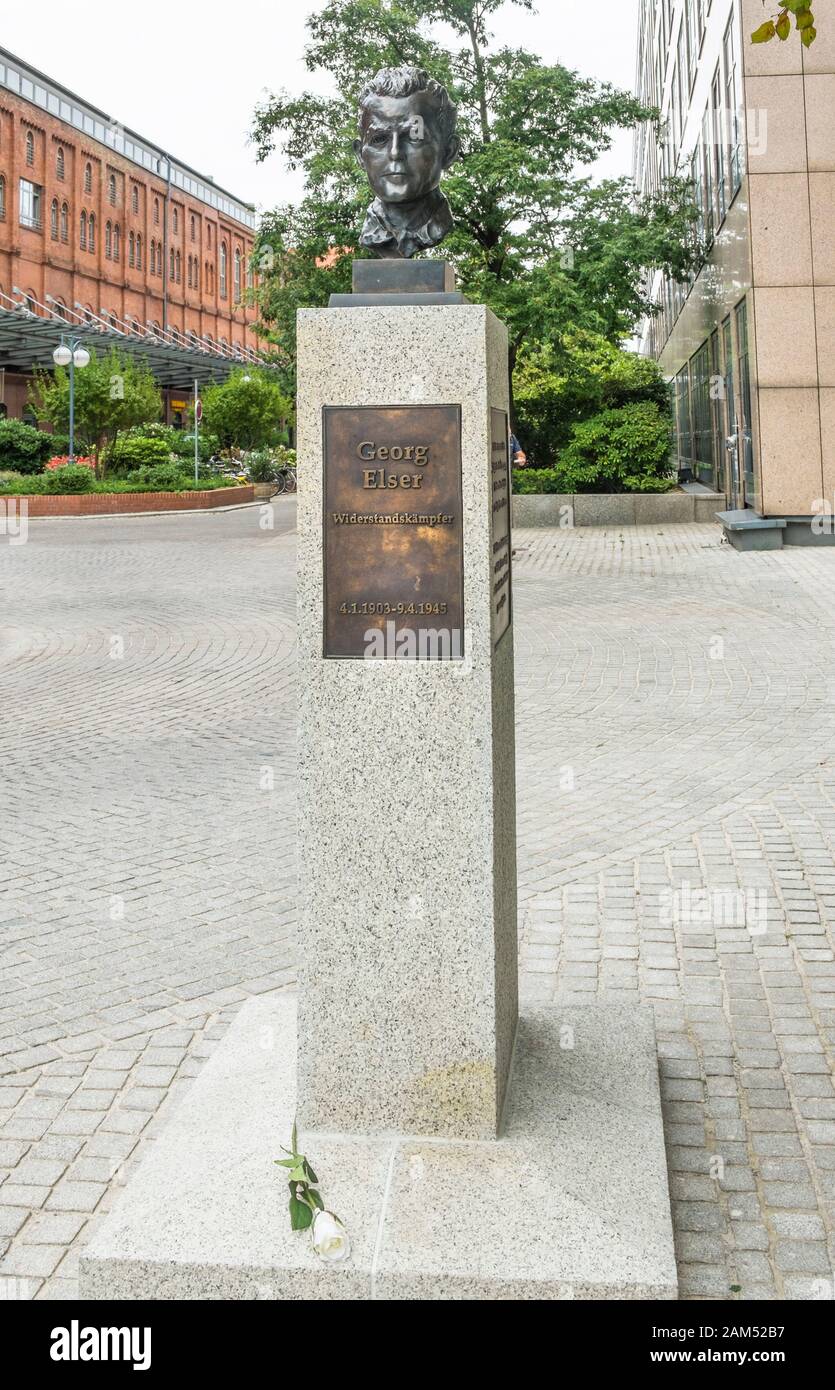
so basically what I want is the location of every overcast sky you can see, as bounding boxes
[3,0,640,210]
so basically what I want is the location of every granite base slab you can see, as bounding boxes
[79,994,677,1301]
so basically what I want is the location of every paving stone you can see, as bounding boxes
[774,1241,833,1275]
[19,1213,87,1245]
[3,515,835,1300]
[0,1244,64,1278]
[0,1208,29,1239]
[45,1182,106,1215]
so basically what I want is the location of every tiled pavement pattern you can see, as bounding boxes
[0,510,834,1301]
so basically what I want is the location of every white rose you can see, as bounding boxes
[312,1210,350,1263]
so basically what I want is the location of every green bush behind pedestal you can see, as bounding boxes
[512,331,674,493]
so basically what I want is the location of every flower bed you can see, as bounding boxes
[16,485,256,517]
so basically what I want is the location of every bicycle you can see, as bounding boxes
[273,467,297,494]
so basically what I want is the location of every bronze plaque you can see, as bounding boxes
[490,408,512,647]
[323,405,464,659]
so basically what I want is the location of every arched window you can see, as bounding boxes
[150,240,156,275]
[129,231,135,267]
[131,186,138,214]
[60,202,68,243]
[108,173,117,205]
[247,258,254,290]
[190,215,196,242]
[0,175,7,220]
[84,162,92,194]
[88,214,96,253]
[175,250,181,282]
[234,248,242,303]
[56,146,65,180]
[113,224,120,260]
[80,210,87,250]
[219,241,228,299]
[136,233,142,269]
[172,207,178,233]
[25,130,34,165]
[169,248,175,279]
[153,197,159,225]
[105,220,112,258]
[194,260,199,291]
[50,198,59,240]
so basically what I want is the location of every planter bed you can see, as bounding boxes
[512,489,724,528]
[13,485,256,517]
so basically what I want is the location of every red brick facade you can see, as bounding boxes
[0,84,261,356]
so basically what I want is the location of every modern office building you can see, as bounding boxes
[0,46,269,423]
[634,1,835,546]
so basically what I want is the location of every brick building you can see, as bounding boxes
[0,46,269,422]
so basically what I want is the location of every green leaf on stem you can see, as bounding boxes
[289,1194,314,1231]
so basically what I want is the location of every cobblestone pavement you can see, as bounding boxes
[1,510,834,1301]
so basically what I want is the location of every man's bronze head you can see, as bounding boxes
[354,67,460,208]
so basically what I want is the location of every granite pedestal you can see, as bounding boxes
[295,299,518,1140]
[80,993,677,1300]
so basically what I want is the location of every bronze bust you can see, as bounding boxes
[354,67,460,260]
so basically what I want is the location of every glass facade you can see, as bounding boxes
[634,1,759,505]
[671,294,752,496]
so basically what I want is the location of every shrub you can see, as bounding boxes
[0,419,60,474]
[108,435,172,472]
[554,402,675,493]
[42,465,95,494]
[170,430,219,463]
[245,450,277,483]
[512,468,567,495]
[123,461,192,491]
[513,332,671,468]
[45,455,95,471]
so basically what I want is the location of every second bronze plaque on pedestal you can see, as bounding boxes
[323,404,464,659]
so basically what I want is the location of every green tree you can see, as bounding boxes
[200,368,293,451]
[28,347,161,467]
[514,330,669,468]
[752,2,818,47]
[250,0,700,405]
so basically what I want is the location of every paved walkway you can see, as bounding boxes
[0,509,833,1300]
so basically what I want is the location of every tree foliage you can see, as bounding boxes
[752,1,818,47]
[250,0,700,401]
[28,347,161,463]
[200,368,293,451]
[514,329,670,468]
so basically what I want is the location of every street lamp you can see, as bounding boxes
[52,336,91,463]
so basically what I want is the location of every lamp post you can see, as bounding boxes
[52,337,91,463]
